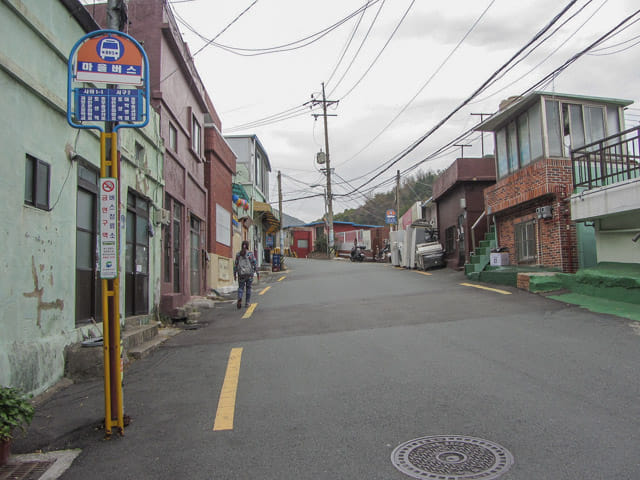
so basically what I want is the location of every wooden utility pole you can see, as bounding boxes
[277,170,282,251]
[454,144,472,159]
[471,113,491,157]
[310,83,338,252]
[395,170,401,230]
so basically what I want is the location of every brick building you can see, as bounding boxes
[204,94,237,291]
[432,157,496,269]
[96,0,215,313]
[477,92,631,272]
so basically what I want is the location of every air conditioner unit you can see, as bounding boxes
[155,208,171,225]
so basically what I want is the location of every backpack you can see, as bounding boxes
[237,254,253,277]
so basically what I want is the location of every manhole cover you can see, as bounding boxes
[391,435,513,479]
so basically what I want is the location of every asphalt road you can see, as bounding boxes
[39,258,640,479]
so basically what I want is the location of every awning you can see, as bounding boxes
[263,210,280,234]
[253,201,272,213]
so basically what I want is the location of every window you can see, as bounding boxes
[135,142,145,165]
[216,204,231,246]
[125,192,150,316]
[515,220,536,263]
[76,163,100,324]
[172,201,182,292]
[517,113,531,166]
[169,123,177,151]
[24,155,50,210]
[496,130,508,179]
[192,116,201,156]
[545,100,563,157]
[297,239,309,249]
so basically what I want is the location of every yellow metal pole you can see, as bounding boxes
[110,132,124,433]
[100,133,112,436]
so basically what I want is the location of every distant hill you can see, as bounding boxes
[333,170,438,225]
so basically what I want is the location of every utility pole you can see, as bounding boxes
[471,113,491,157]
[395,170,401,231]
[454,144,472,159]
[310,83,338,253]
[104,0,125,437]
[277,170,282,252]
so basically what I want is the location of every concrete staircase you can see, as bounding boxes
[464,225,497,279]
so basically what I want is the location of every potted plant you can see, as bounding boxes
[0,386,35,466]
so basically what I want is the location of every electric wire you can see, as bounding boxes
[339,0,581,196]
[333,0,496,169]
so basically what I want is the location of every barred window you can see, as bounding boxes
[515,220,536,263]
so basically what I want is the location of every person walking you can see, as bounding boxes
[234,240,258,309]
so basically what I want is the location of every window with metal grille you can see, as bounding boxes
[515,220,537,263]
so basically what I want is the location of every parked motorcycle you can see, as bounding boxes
[376,243,391,262]
[350,245,366,262]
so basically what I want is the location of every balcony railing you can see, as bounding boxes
[572,126,640,190]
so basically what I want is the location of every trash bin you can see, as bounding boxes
[272,253,281,272]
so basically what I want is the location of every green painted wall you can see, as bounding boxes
[0,0,164,395]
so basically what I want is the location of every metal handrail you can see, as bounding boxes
[571,126,640,190]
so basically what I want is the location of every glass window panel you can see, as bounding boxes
[126,212,135,243]
[585,106,605,145]
[545,100,563,157]
[77,189,94,231]
[136,196,148,212]
[136,216,148,244]
[125,242,134,272]
[36,161,50,209]
[136,245,149,274]
[163,225,171,282]
[606,106,620,135]
[507,121,518,172]
[518,114,531,166]
[496,129,508,178]
[529,102,543,161]
[569,104,586,150]
[25,156,34,204]
[76,230,93,269]
[173,202,182,219]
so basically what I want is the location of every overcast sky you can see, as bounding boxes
[160,0,638,222]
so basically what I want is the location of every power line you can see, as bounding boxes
[192,0,382,57]
[340,0,581,197]
[159,0,259,86]
[342,7,640,200]
[333,0,496,169]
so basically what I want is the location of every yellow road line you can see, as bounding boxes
[213,347,243,431]
[415,271,432,276]
[460,282,512,295]
[259,286,271,296]
[277,275,286,282]
[242,303,257,318]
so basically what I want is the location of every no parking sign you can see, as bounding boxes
[99,178,118,279]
